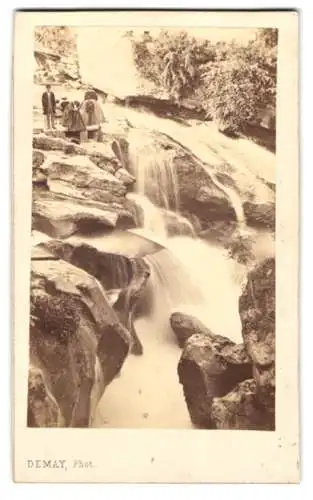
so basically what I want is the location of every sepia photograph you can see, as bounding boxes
[13,10,299,484]
[29,24,277,430]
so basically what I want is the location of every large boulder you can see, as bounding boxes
[170,312,216,348]
[211,378,275,430]
[178,331,252,428]
[31,143,138,237]
[239,258,276,417]
[32,133,124,174]
[243,201,275,230]
[33,133,81,153]
[47,154,127,203]
[32,190,133,238]
[29,258,132,427]
[33,149,45,169]
[125,128,275,234]
[27,364,65,427]
[40,237,151,355]
[32,150,48,188]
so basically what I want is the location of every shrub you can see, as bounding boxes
[133,28,277,131]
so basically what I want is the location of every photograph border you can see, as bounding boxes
[13,10,299,484]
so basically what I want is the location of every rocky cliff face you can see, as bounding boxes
[238,258,276,420]
[125,127,275,235]
[29,126,152,427]
[29,258,131,427]
[34,27,81,86]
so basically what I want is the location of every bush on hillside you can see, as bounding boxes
[34,26,77,56]
[133,30,217,103]
[133,28,277,132]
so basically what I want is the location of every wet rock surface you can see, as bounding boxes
[27,364,65,427]
[239,258,276,417]
[40,238,151,355]
[170,312,216,348]
[211,378,275,430]
[125,129,275,234]
[177,326,252,428]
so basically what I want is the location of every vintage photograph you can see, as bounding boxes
[29,24,277,431]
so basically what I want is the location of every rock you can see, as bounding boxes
[33,171,48,188]
[47,155,126,202]
[178,332,252,428]
[161,210,196,237]
[125,128,275,233]
[195,185,228,204]
[32,192,123,238]
[170,312,216,348]
[31,245,58,261]
[80,140,121,172]
[113,257,150,355]
[45,178,135,227]
[32,150,48,188]
[33,133,122,174]
[33,150,45,169]
[173,152,236,229]
[33,133,81,153]
[29,258,131,427]
[115,168,136,186]
[27,364,64,427]
[243,201,275,230]
[211,379,275,430]
[239,258,275,415]
[40,238,150,356]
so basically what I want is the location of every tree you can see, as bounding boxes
[200,37,277,131]
[34,26,77,56]
[132,28,277,132]
[133,30,216,103]
[257,28,278,49]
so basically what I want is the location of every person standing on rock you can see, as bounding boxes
[42,84,56,130]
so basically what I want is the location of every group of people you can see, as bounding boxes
[41,84,105,142]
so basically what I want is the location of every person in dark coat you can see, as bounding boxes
[41,84,56,130]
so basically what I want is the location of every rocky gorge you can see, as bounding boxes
[29,73,276,429]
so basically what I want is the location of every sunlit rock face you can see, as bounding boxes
[75,28,143,98]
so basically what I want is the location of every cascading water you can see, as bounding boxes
[126,192,168,242]
[128,133,180,212]
[95,120,248,428]
[125,131,247,343]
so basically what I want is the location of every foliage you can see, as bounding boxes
[133,28,277,132]
[31,292,80,344]
[257,28,279,48]
[199,36,277,131]
[34,26,77,56]
[133,30,217,102]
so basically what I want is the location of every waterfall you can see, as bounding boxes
[108,106,247,228]
[127,192,196,241]
[144,236,246,344]
[127,132,179,212]
[126,192,168,242]
[124,129,247,343]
